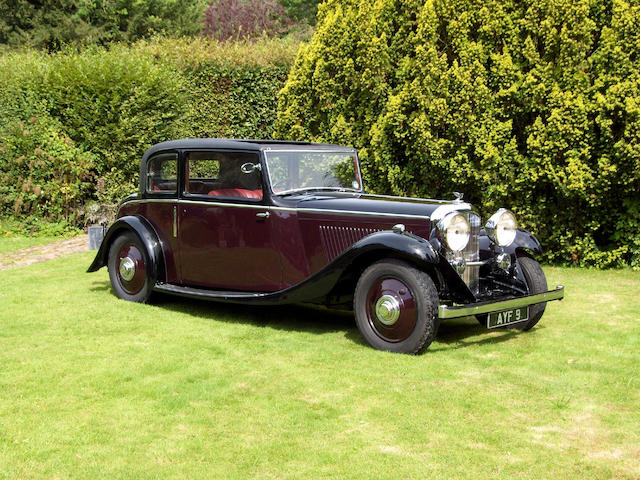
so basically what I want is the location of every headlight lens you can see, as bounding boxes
[486,209,517,247]
[439,212,470,252]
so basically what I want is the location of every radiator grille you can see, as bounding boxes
[320,225,379,261]
[461,212,481,295]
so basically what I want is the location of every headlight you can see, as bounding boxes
[485,209,517,247]
[438,212,470,252]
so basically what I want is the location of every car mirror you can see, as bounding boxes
[241,162,261,174]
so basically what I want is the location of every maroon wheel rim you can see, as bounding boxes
[365,277,417,342]
[116,243,146,295]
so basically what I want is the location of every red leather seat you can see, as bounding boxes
[208,188,262,199]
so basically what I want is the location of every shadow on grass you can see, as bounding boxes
[429,318,524,351]
[91,279,534,351]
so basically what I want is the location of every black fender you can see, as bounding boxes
[154,230,476,306]
[86,215,165,283]
[154,230,441,305]
[510,228,542,256]
[289,229,441,304]
[479,228,542,259]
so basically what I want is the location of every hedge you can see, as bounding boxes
[0,37,298,231]
[276,0,640,268]
[0,0,208,50]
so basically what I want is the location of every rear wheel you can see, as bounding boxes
[107,232,154,303]
[517,255,547,331]
[354,259,439,354]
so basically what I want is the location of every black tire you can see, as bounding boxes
[107,231,154,303]
[354,259,439,354]
[517,255,547,331]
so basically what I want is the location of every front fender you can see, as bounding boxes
[86,215,165,282]
[480,228,542,258]
[510,228,542,256]
[257,230,440,305]
[345,230,440,267]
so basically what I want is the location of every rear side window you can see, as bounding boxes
[185,151,263,200]
[146,153,178,193]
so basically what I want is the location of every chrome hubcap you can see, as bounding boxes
[119,256,136,281]
[375,295,401,326]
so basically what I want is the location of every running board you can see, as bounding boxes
[153,283,276,303]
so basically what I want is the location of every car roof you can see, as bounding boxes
[141,138,356,161]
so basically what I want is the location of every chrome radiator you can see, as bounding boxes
[461,212,481,295]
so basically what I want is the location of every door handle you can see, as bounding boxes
[256,211,270,219]
[173,206,177,237]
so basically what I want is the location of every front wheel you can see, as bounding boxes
[517,255,548,331]
[354,259,439,354]
[107,231,154,303]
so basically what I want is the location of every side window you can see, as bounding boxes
[146,153,178,194]
[186,151,263,200]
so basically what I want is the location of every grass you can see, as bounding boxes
[0,252,638,479]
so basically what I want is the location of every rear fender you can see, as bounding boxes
[86,215,165,282]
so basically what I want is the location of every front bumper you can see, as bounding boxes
[438,285,565,320]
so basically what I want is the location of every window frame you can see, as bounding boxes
[144,151,179,197]
[180,148,265,203]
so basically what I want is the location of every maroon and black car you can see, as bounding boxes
[88,138,564,354]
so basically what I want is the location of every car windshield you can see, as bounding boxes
[264,150,363,195]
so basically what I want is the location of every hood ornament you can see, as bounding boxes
[453,191,464,204]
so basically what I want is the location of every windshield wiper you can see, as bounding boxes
[275,187,360,197]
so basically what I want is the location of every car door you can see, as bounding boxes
[177,150,282,291]
[139,151,182,283]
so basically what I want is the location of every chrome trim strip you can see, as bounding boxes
[123,198,266,210]
[284,208,429,219]
[364,193,453,204]
[466,261,485,266]
[120,198,431,219]
[262,148,357,153]
[438,285,565,320]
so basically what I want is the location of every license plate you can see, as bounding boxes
[487,306,529,329]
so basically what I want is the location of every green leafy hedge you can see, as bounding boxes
[0,93,95,229]
[0,37,297,230]
[276,0,640,268]
[0,0,208,50]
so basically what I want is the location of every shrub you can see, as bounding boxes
[0,0,208,50]
[202,0,294,41]
[276,0,640,268]
[0,37,298,228]
[133,37,296,141]
[0,96,95,226]
[0,47,189,206]
[279,0,321,24]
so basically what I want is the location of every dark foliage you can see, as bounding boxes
[279,0,321,24]
[0,0,206,50]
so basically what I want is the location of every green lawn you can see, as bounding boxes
[0,252,638,479]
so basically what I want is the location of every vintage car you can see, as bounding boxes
[88,138,564,354]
